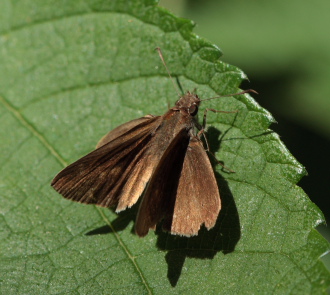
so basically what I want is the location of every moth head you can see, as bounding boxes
[175,91,201,116]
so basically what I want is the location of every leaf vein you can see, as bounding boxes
[96,208,152,295]
[0,94,66,167]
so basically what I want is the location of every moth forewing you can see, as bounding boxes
[135,128,191,237]
[170,136,221,236]
[51,115,163,210]
[96,115,157,149]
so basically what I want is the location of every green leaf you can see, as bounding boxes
[0,0,329,294]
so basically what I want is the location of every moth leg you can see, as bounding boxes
[197,128,210,152]
[202,108,238,130]
[197,109,238,173]
[196,108,238,150]
[200,130,235,173]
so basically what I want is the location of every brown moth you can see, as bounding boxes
[51,49,253,237]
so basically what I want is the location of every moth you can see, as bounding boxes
[51,48,253,237]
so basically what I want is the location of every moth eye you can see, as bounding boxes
[189,104,198,116]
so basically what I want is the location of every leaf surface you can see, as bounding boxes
[0,0,329,294]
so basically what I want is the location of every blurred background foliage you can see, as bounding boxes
[161,0,330,273]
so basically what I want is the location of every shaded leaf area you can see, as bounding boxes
[0,0,329,294]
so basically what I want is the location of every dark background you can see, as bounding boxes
[161,0,330,272]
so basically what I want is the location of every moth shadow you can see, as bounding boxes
[155,172,240,287]
[155,126,241,287]
[85,206,137,236]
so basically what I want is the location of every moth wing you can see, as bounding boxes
[51,115,162,210]
[169,137,221,236]
[135,131,220,237]
[96,115,155,148]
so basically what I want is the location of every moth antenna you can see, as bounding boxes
[201,89,258,102]
[156,47,181,97]
[176,77,184,95]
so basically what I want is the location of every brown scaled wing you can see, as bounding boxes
[51,115,163,210]
[135,129,221,237]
